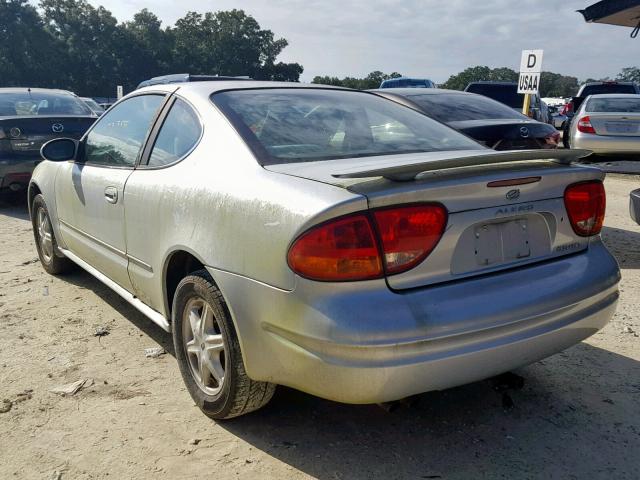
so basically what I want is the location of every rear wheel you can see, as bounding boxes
[31,194,74,275]
[172,269,275,419]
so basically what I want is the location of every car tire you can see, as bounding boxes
[31,194,75,275]
[172,269,275,419]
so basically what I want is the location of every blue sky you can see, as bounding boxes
[86,0,637,82]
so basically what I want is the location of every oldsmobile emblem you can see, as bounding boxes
[52,123,64,133]
[506,189,520,201]
[519,126,530,138]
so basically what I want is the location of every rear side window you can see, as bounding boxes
[407,93,525,122]
[586,97,640,112]
[148,98,201,167]
[84,94,164,167]
[212,88,481,165]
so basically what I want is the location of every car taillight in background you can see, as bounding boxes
[560,103,573,115]
[288,204,448,281]
[576,116,596,134]
[544,131,561,148]
[564,181,606,237]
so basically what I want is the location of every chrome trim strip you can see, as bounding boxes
[59,247,170,332]
[59,219,126,258]
[127,254,153,273]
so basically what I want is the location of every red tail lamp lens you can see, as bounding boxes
[564,181,606,236]
[287,214,383,281]
[373,204,448,274]
[577,116,596,134]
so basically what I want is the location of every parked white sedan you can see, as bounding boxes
[569,94,640,155]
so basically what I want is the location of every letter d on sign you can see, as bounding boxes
[527,54,536,68]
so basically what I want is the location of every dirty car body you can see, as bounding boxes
[29,82,620,416]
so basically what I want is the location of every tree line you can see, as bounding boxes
[0,0,303,96]
[2,0,639,99]
[312,66,640,97]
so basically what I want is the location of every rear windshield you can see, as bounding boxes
[465,84,523,108]
[212,88,482,165]
[586,97,640,112]
[0,91,92,116]
[406,93,525,122]
[580,84,637,96]
[380,78,434,89]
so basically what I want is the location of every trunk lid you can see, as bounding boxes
[588,113,640,136]
[267,149,603,289]
[0,115,95,159]
[447,119,556,150]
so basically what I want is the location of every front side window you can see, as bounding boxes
[148,98,201,167]
[212,88,482,165]
[83,95,164,167]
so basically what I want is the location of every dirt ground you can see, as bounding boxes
[1,175,639,480]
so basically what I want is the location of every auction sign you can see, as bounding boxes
[518,49,543,94]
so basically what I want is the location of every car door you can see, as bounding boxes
[54,93,167,291]
[122,96,203,310]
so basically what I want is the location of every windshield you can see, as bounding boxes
[581,84,637,96]
[465,84,523,108]
[586,97,640,112]
[406,93,525,122]
[212,88,482,165]
[82,98,104,113]
[381,78,434,88]
[0,91,93,116]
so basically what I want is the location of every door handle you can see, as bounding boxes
[104,186,118,204]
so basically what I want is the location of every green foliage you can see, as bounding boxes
[312,71,402,90]
[0,1,303,96]
[617,67,640,83]
[539,72,579,97]
[440,66,518,90]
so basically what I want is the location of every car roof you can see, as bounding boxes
[135,81,348,96]
[372,88,471,96]
[584,93,640,98]
[466,81,517,86]
[0,87,77,96]
[583,81,636,86]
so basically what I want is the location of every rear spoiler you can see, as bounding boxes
[332,149,592,181]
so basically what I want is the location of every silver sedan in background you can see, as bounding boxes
[29,82,619,419]
[569,93,640,155]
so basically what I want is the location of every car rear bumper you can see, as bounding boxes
[0,158,40,189]
[210,239,619,404]
[572,132,640,154]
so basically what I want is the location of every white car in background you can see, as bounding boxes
[569,94,640,155]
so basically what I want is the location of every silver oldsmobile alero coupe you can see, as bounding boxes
[29,81,620,419]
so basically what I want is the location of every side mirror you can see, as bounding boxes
[40,138,78,162]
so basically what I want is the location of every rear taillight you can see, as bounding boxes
[577,116,596,134]
[564,181,606,237]
[560,102,573,115]
[288,204,447,281]
[373,204,447,274]
[544,131,561,147]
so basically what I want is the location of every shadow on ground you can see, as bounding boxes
[219,344,639,479]
[601,225,640,269]
[0,193,30,220]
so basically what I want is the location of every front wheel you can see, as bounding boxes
[172,269,275,419]
[31,194,74,275]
